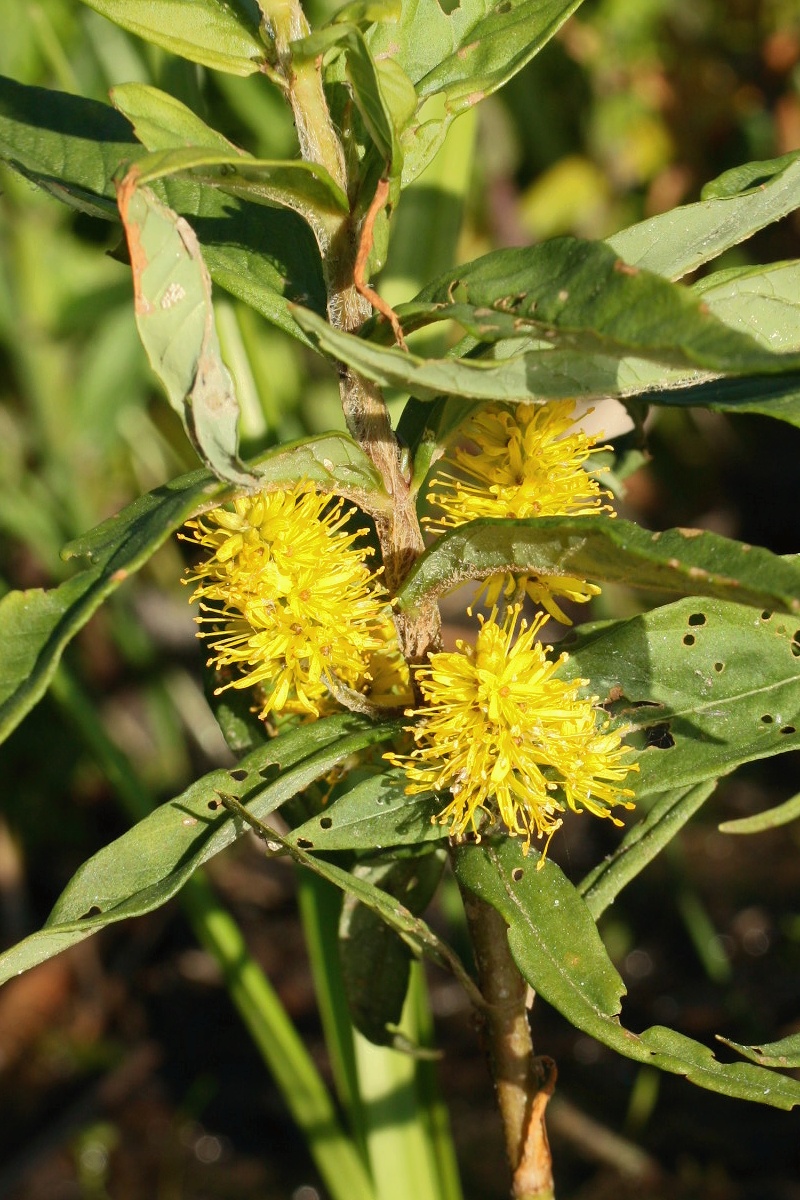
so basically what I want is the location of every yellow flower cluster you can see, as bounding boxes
[426,400,613,623]
[183,398,636,858]
[386,608,636,856]
[183,484,410,720]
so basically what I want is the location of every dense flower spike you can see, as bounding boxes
[426,400,613,622]
[387,608,637,858]
[183,484,410,719]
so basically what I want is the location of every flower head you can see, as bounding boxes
[426,401,613,623]
[387,608,637,858]
[183,484,408,719]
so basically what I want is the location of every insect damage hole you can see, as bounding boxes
[760,714,774,724]
[780,725,796,735]
[319,816,333,830]
[688,613,707,626]
[682,633,696,646]
[714,662,724,673]
[511,867,524,882]
[645,723,676,749]
[229,769,248,782]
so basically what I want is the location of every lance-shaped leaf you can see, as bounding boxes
[718,790,800,834]
[111,82,239,153]
[0,435,386,746]
[289,770,443,851]
[292,302,800,413]
[132,145,349,226]
[716,1034,800,1070]
[111,86,351,232]
[78,0,266,76]
[561,597,800,798]
[367,0,583,184]
[397,238,800,373]
[0,73,143,219]
[579,781,718,920]
[454,841,800,1109]
[0,77,326,344]
[606,150,800,281]
[395,515,800,617]
[0,715,399,987]
[117,170,259,485]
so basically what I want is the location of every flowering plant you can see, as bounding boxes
[1,2,799,1196]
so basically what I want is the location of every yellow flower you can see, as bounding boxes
[183,484,402,719]
[426,400,613,623]
[386,608,637,859]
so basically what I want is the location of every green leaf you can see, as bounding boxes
[0,715,399,987]
[454,841,800,1109]
[579,782,717,919]
[78,0,266,76]
[0,470,220,746]
[111,82,239,152]
[0,77,326,343]
[367,0,583,184]
[562,598,800,798]
[395,515,800,617]
[289,770,443,851]
[292,302,800,412]
[132,145,350,221]
[606,150,800,281]
[718,790,800,834]
[0,73,141,219]
[117,174,259,485]
[716,1033,800,1070]
[638,371,800,430]
[398,239,800,373]
[0,434,385,746]
[339,852,445,1046]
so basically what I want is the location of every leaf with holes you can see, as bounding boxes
[289,770,443,851]
[78,0,265,75]
[561,598,800,798]
[396,239,800,374]
[0,715,400,987]
[395,516,800,618]
[455,841,800,1108]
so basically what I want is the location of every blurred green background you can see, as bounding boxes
[0,2,799,1197]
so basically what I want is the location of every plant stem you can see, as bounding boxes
[461,888,556,1200]
[258,0,437,659]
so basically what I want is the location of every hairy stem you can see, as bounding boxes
[461,888,556,1200]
